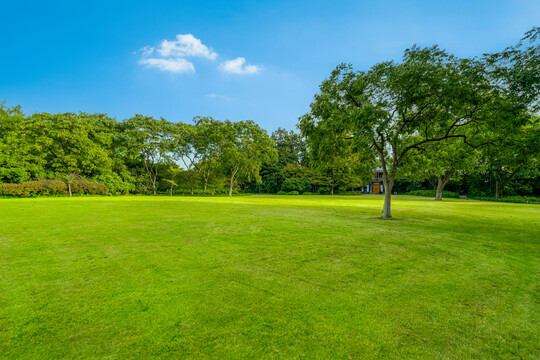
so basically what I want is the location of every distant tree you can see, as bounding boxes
[123,115,174,194]
[28,113,112,197]
[190,118,223,191]
[278,164,314,192]
[0,104,45,183]
[160,161,183,196]
[405,138,481,200]
[483,119,540,198]
[216,120,277,196]
[271,128,307,167]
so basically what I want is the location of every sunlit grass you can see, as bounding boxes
[1,195,538,359]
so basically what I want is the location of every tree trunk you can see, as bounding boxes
[170,185,173,196]
[435,177,444,201]
[228,176,234,197]
[228,166,238,197]
[153,186,157,195]
[435,170,453,201]
[381,189,392,219]
[331,169,335,195]
[190,187,194,195]
[380,171,394,219]
[68,181,72,198]
[495,179,502,199]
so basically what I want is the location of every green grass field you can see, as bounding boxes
[1,195,539,359]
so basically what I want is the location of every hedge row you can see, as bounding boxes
[471,196,540,204]
[0,179,108,197]
[175,188,239,196]
[406,190,460,198]
[277,190,312,195]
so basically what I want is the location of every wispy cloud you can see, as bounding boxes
[218,57,261,75]
[206,93,231,101]
[139,58,195,74]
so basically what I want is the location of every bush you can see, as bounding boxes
[192,189,213,195]
[277,191,288,195]
[281,177,311,193]
[0,179,107,197]
[406,190,460,198]
[288,191,300,195]
[471,196,540,204]
[71,179,108,195]
[0,183,24,197]
[1,180,66,197]
[176,188,236,196]
[302,191,313,195]
[93,173,132,195]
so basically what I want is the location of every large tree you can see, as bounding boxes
[300,46,494,218]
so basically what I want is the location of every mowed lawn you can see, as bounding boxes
[1,195,539,359]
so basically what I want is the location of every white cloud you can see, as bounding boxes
[138,34,262,75]
[206,93,231,101]
[218,57,261,75]
[138,34,216,74]
[157,34,218,60]
[139,58,195,74]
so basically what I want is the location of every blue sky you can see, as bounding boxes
[1,0,538,132]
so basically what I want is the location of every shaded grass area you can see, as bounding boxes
[1,195,539,359]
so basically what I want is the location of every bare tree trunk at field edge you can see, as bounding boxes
[382,189,392,219]
[229,174,234,197]
[228,164,239,197]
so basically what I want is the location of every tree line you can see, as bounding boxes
[0,111,281,197]
[1,28,538,218]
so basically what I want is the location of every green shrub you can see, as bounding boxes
[288,191,300,195]
[192,189,212,195]
[0,180,68,197]
[277,191,288,195]
[281,177,311,193]
[302,191,313,195]
[471,196,540,204]
[93,173,132,195]
[71,179,108,195]
[0,179,107,197]
[406,190,460,198]
[0,183,23,197]
[212,188,230,195]
[177,188,236,196]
